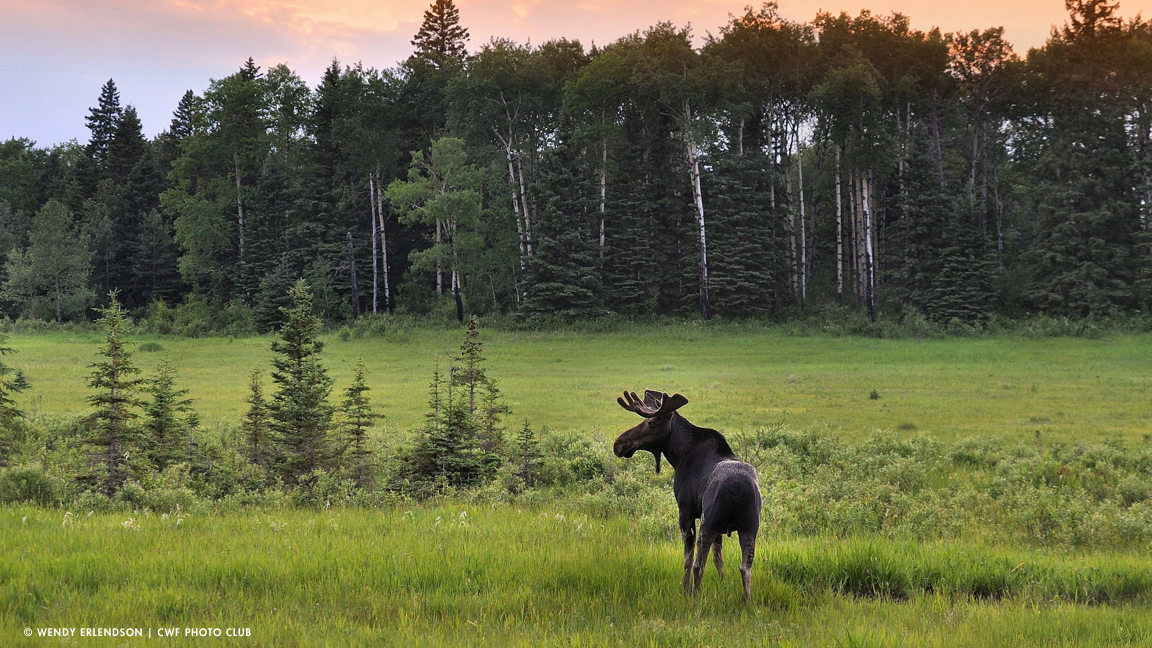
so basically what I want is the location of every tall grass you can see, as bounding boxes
[2,506,1151,647]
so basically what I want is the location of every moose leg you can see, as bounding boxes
[738,531,757,602]
[680,518,696,594]
[693,528,720,596]
[712,535,724,580]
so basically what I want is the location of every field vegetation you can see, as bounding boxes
[2,321,1152,645]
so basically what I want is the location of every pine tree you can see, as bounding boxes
[254,257,298,333]
[0,333,29,467]
[411,0,470,69]
[453,316,487,414]
[705,152,778,317]
[0,333,29,425]
[170,90,196,140]
[106,105,147,183]
[513,419,542,489]
[269,280,334,485]
[85,292,144,493]
[85,79,122,164]
[243,369,270,471]
[522,133,605,320]
[885,130,950,317]
[338,360,379,488]
[932,205,997,325]
[142,357,194,470]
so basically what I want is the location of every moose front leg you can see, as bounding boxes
[680,518,696,594]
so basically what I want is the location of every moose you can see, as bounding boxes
[614,390,762,600]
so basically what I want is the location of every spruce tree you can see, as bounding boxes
[85,79,122,164]
[0,333,29,467]
[243,369,270,471]
[106,105,147,183]
[411,0,470,69]
[254,257,298,333]
[142,357,194,471]
[338,360,379,488]
[85,292,144,493]
[269,280,334,485]
[522,134,604,320]
[513,419,542,489]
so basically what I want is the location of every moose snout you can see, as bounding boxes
[613,439,634,458]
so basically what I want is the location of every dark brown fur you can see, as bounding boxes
[614,390,762,600]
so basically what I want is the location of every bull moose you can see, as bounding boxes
[613,390,762,600]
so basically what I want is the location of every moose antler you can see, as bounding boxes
[617,390,689,418]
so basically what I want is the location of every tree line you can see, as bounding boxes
[1,0,1150,327]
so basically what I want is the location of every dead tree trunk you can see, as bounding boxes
[375,171,391,311]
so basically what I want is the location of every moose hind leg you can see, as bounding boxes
[693,528,720,596]
[738,531,756,602]
[712,535,724,581]
[681,520,696,594]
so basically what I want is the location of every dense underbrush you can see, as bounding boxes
[5,420,1152,553]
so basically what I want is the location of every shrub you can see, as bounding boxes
[0,465,58,506]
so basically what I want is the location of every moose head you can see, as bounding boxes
[613,390,689,474]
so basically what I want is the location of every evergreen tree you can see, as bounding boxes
[705,152,778,317]
[0,333,28,424]
[932,205,998,324]
[338,360,379,488]
[884,130,950,316]
[411,0,470,69]
[243,368,270,471]
[85,79,122,164]
[522,134,604,319]
[85,292,144,493]
[254,256,298,333]
[142,357,194,470]
[512,419,542,489]
[0,333,29,467]
[269,280,334,485]
[106,106,147,183]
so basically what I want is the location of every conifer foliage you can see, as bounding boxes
[142,357,194,471]
[243,369,270,471]
[85,292,144,492]
[411,0,470,68]
[338,360,380,488]
[269,280,335,485]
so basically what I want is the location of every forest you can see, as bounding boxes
[1,0,1151,330]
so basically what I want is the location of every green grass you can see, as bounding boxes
[3,506,1151,647]
[12,328,1152,441]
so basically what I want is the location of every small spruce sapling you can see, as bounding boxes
[85,291,145,493]
[339,360,380,488]
[143,356,194,471]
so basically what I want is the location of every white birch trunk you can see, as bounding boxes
[599,137,607,260]
[376,174,391,312]
[836,145,844,307]
[683,99,709,320]
[797,124,807,307]
[369,174,378,314]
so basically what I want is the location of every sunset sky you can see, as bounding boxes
[2,0,1149,147]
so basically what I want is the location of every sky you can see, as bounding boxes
[1,0,1149,148]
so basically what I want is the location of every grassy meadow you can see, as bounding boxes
[4,326,1152,646]
[12,327,1152,441]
